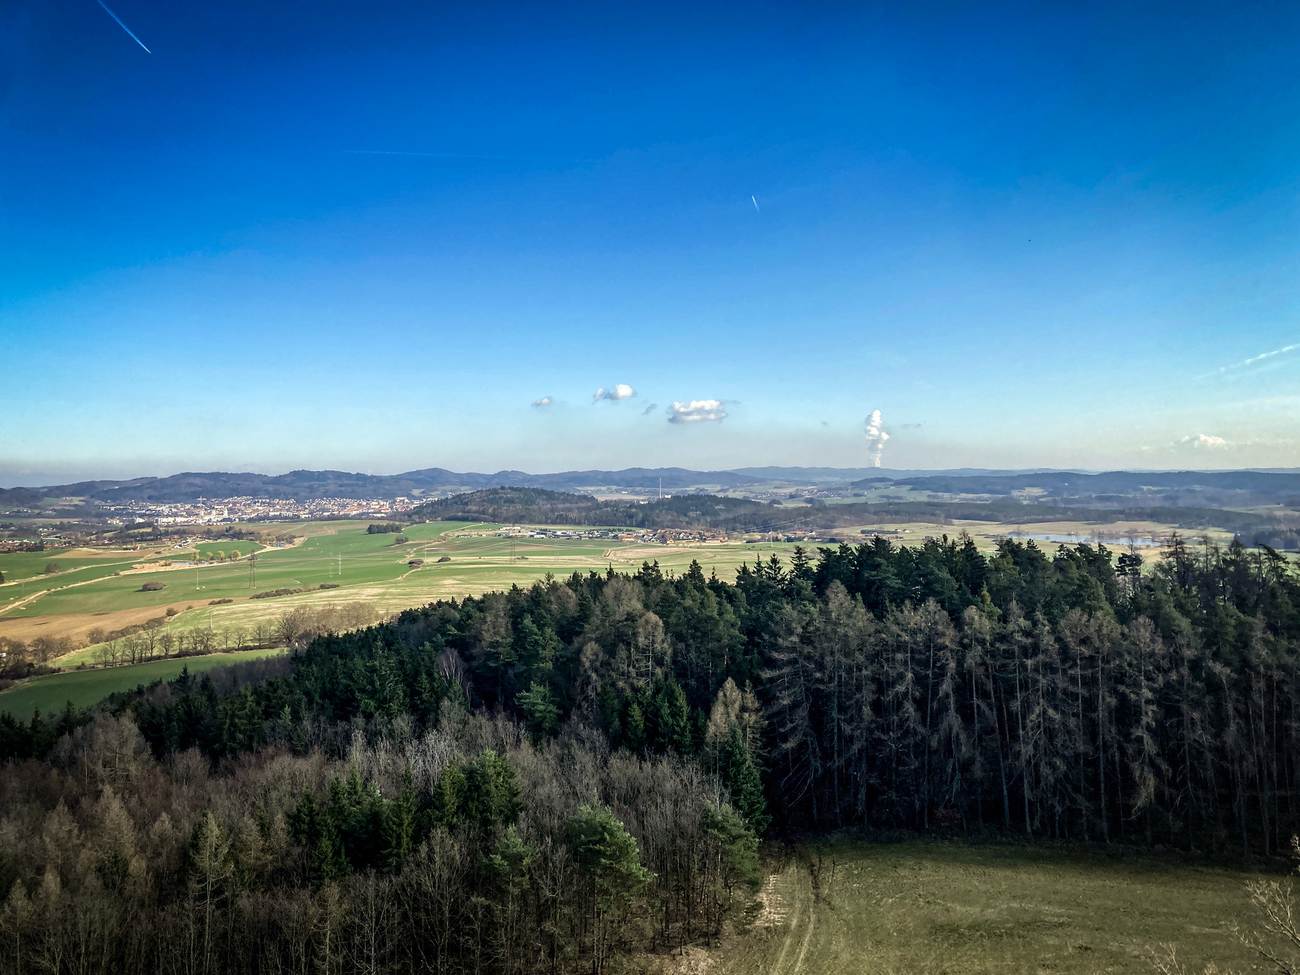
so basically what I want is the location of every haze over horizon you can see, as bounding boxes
[4,2,1300,479]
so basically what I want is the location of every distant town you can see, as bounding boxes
[98,495,423,526]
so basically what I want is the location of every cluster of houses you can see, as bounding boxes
[99,495,422,526]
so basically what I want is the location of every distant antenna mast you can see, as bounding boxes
[248,551,256,590]
[658,477,662,501]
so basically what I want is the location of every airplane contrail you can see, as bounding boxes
[96,0,151,53]
[751,195,760,212]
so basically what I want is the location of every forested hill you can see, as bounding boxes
[0,535,1299,973]
[412,487,783,529]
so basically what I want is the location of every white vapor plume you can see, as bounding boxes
[668,400,727,424]
[593,384,636,402]
[864,409,890,467]
[531,396,553,408]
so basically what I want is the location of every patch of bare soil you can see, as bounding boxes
[0,602,197,645]
[754,873,789,928]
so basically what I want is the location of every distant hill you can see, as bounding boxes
[0,465,868,504]
[855,469,1300,507]
[3,466,1298,516]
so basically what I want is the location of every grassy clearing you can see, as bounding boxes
[681,839,1265,975]
[0,648,287,719]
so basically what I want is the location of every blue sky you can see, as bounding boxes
[3,1,1299,483]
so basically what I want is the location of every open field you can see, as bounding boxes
[0,547,145,583]
[842,518,1236,557]
[669,839,1268,975]
[0,521,806,661]
[0,647,286,718]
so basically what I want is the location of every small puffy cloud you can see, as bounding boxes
[1175,433,1231,450]
[593,383,636,402]
[532,396,553,409]
[642,402,658,416]
[667,399,727,424]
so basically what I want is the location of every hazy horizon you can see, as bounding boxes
[6,459,1300,491]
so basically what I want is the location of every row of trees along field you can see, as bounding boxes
[0,534,1298,973]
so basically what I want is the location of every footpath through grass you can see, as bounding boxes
[688,839,1268,975]
[0,648,287,719]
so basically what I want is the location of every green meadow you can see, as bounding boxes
[674,839,1268,975]
[0,548,134,583]
[0,648,286,719]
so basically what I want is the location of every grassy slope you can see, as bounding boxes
[693,840,1265,975]
[0,549,134,582]
[0,648,286,719]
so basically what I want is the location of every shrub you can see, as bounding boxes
[139,582,166,592]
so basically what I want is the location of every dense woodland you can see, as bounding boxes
[1,534,1300,973]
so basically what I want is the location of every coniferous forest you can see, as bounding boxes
[1,534,1299,973]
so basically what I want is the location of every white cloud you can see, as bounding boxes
[667,399,727,424]
[1174,433,1231,450]
[531,396,553,409]
[593,383,636,402]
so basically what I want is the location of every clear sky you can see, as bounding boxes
[3,2,1300,484]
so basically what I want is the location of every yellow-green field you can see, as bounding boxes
[0,648,286,718]
[0,522,803,663]
[660,840,1269,975]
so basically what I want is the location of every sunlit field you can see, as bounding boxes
[0,521,804,662]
